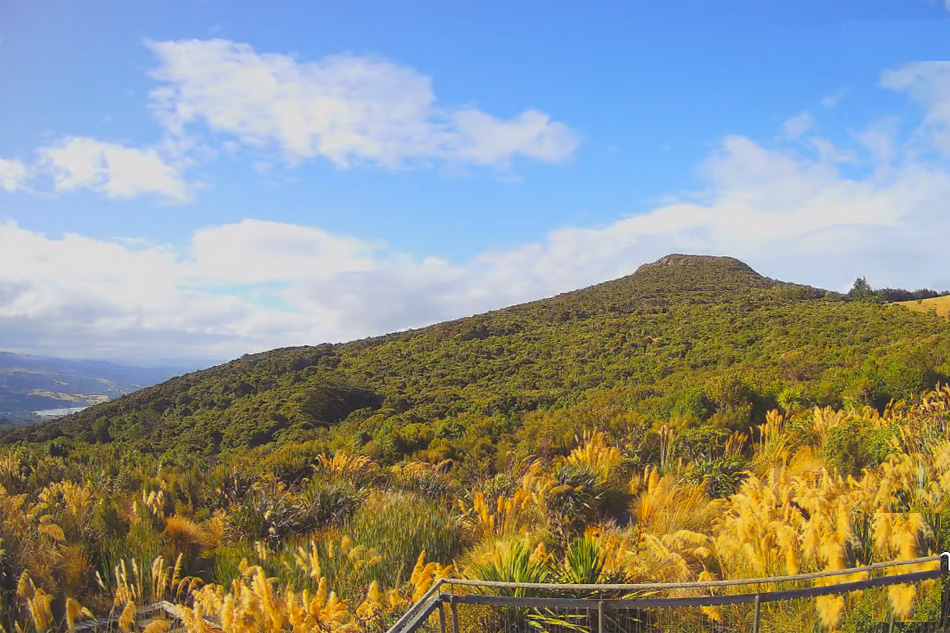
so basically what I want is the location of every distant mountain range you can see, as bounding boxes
[0,352,199,424]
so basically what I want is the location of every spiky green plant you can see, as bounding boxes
[469,540,550,595]
[561,535,606,585]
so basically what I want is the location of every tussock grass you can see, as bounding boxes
[896,295,950,318]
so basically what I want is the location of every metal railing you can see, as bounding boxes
[387,556,948,633]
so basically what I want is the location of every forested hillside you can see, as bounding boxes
[6,254,948,470]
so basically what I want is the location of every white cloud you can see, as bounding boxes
[781,112,813,139]
[881,61,950,154]
[0,158,28,192]
[146,39,579,169]
[188,220,380,284]
[37,137,191,202]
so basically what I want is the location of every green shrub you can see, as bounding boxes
[227,486,314,545]
[300,479,362,527]
[671,387,712,422]
[673,425,731,463]
[881,349,938,402]
[822,419,885,476]
[685,456,748,498]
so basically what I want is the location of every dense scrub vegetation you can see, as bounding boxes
[2,255,949,632]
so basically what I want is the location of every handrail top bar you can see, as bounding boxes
[442,555,940,592]
[441,569,942,610]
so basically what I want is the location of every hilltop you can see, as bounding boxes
[7,254,949,466]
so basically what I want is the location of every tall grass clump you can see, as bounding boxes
[345,490,466,586]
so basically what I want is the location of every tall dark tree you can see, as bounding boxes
[848,277,880,303]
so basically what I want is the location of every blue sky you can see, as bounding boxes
[1,1,949,363]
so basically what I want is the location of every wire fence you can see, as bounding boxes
[388,556,949,633]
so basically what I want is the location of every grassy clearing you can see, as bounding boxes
[896,295,950,318]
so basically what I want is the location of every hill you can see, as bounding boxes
[6,254,949,466]
[896,295,950,319]
[0,352,195,424]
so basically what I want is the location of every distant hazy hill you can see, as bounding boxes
[0,352,193,423]
[7,254,949,460]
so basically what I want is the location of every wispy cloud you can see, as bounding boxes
[0,158,28,193]
[881,61,950,154]
[820,89,846,108]
[146,39,579,169]
[781,111,813,140]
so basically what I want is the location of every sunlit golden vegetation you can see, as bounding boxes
[897,295,950,319]
[1,386,948,632]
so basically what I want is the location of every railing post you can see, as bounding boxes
[752,593,761,633]
[450,590,459,633]
[438,602,446,633]
[597,597,604,633]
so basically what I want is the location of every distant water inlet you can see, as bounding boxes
[31,406,89,418]
[387,555,948,633]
